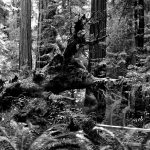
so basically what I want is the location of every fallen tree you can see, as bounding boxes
[0,15,107,125]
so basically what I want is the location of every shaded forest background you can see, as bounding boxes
[0,0,150,149]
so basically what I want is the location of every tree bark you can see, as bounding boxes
[86,0,107,123]
[36,0,45,68]
[88,0,106,72]
[36,0,57,68]
[134,0,144,52]
[19,0,32,70]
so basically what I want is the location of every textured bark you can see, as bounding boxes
[43,68,96,94]
[125,0,136,65]
[36,0,57,69]
[134,0,144,52]
[0,69,103,110]
[19,0,32,70]
[89,0,106,60]
[86,0,107,123]
[36,0,48,68]
[145,0,150,13]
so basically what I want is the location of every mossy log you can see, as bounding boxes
[43,68,96,94]
[0,15,108,122]
[0,66,107,124]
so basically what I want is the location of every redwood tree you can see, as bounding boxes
[19,0,32,70]
[134,0,144,52]
[85,0,107,123]
[36,0,57,68]
[88,0,106,72]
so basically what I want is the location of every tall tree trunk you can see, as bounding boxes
[85,0,107,123]
[134,0,144,52]
[126,0,136,65]
[36,0,56,69]
[19,0,32,70]
[145,0,150,13]
[10,0,20,40]
[88,0,106,72]
[36,0,48,69]
[36,0,44,68]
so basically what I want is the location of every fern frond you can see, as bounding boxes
[123,125,137,143]
[29,124,94,150]
[0,126,9,137]
[0,136,17,150]
[92,126,126,150]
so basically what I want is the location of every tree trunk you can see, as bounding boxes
[145,0,150,13]
[85,0,107,123]
[36,0,44,68]
[36,0,57,69]
[19,0,32,70]
[134,0,144,52]
[126,0,136,66]
[88,0,106,72]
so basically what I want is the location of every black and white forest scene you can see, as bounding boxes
[0,0,150,149]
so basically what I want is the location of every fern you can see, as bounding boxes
[92,126,126,150]
[0,119,38,150]
[141,132,150,150]
[29,123,94,150]
[122,125,137,144]
[0,136,16,150]
[0,126,9,137]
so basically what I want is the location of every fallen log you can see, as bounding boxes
[42,68,96,94]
